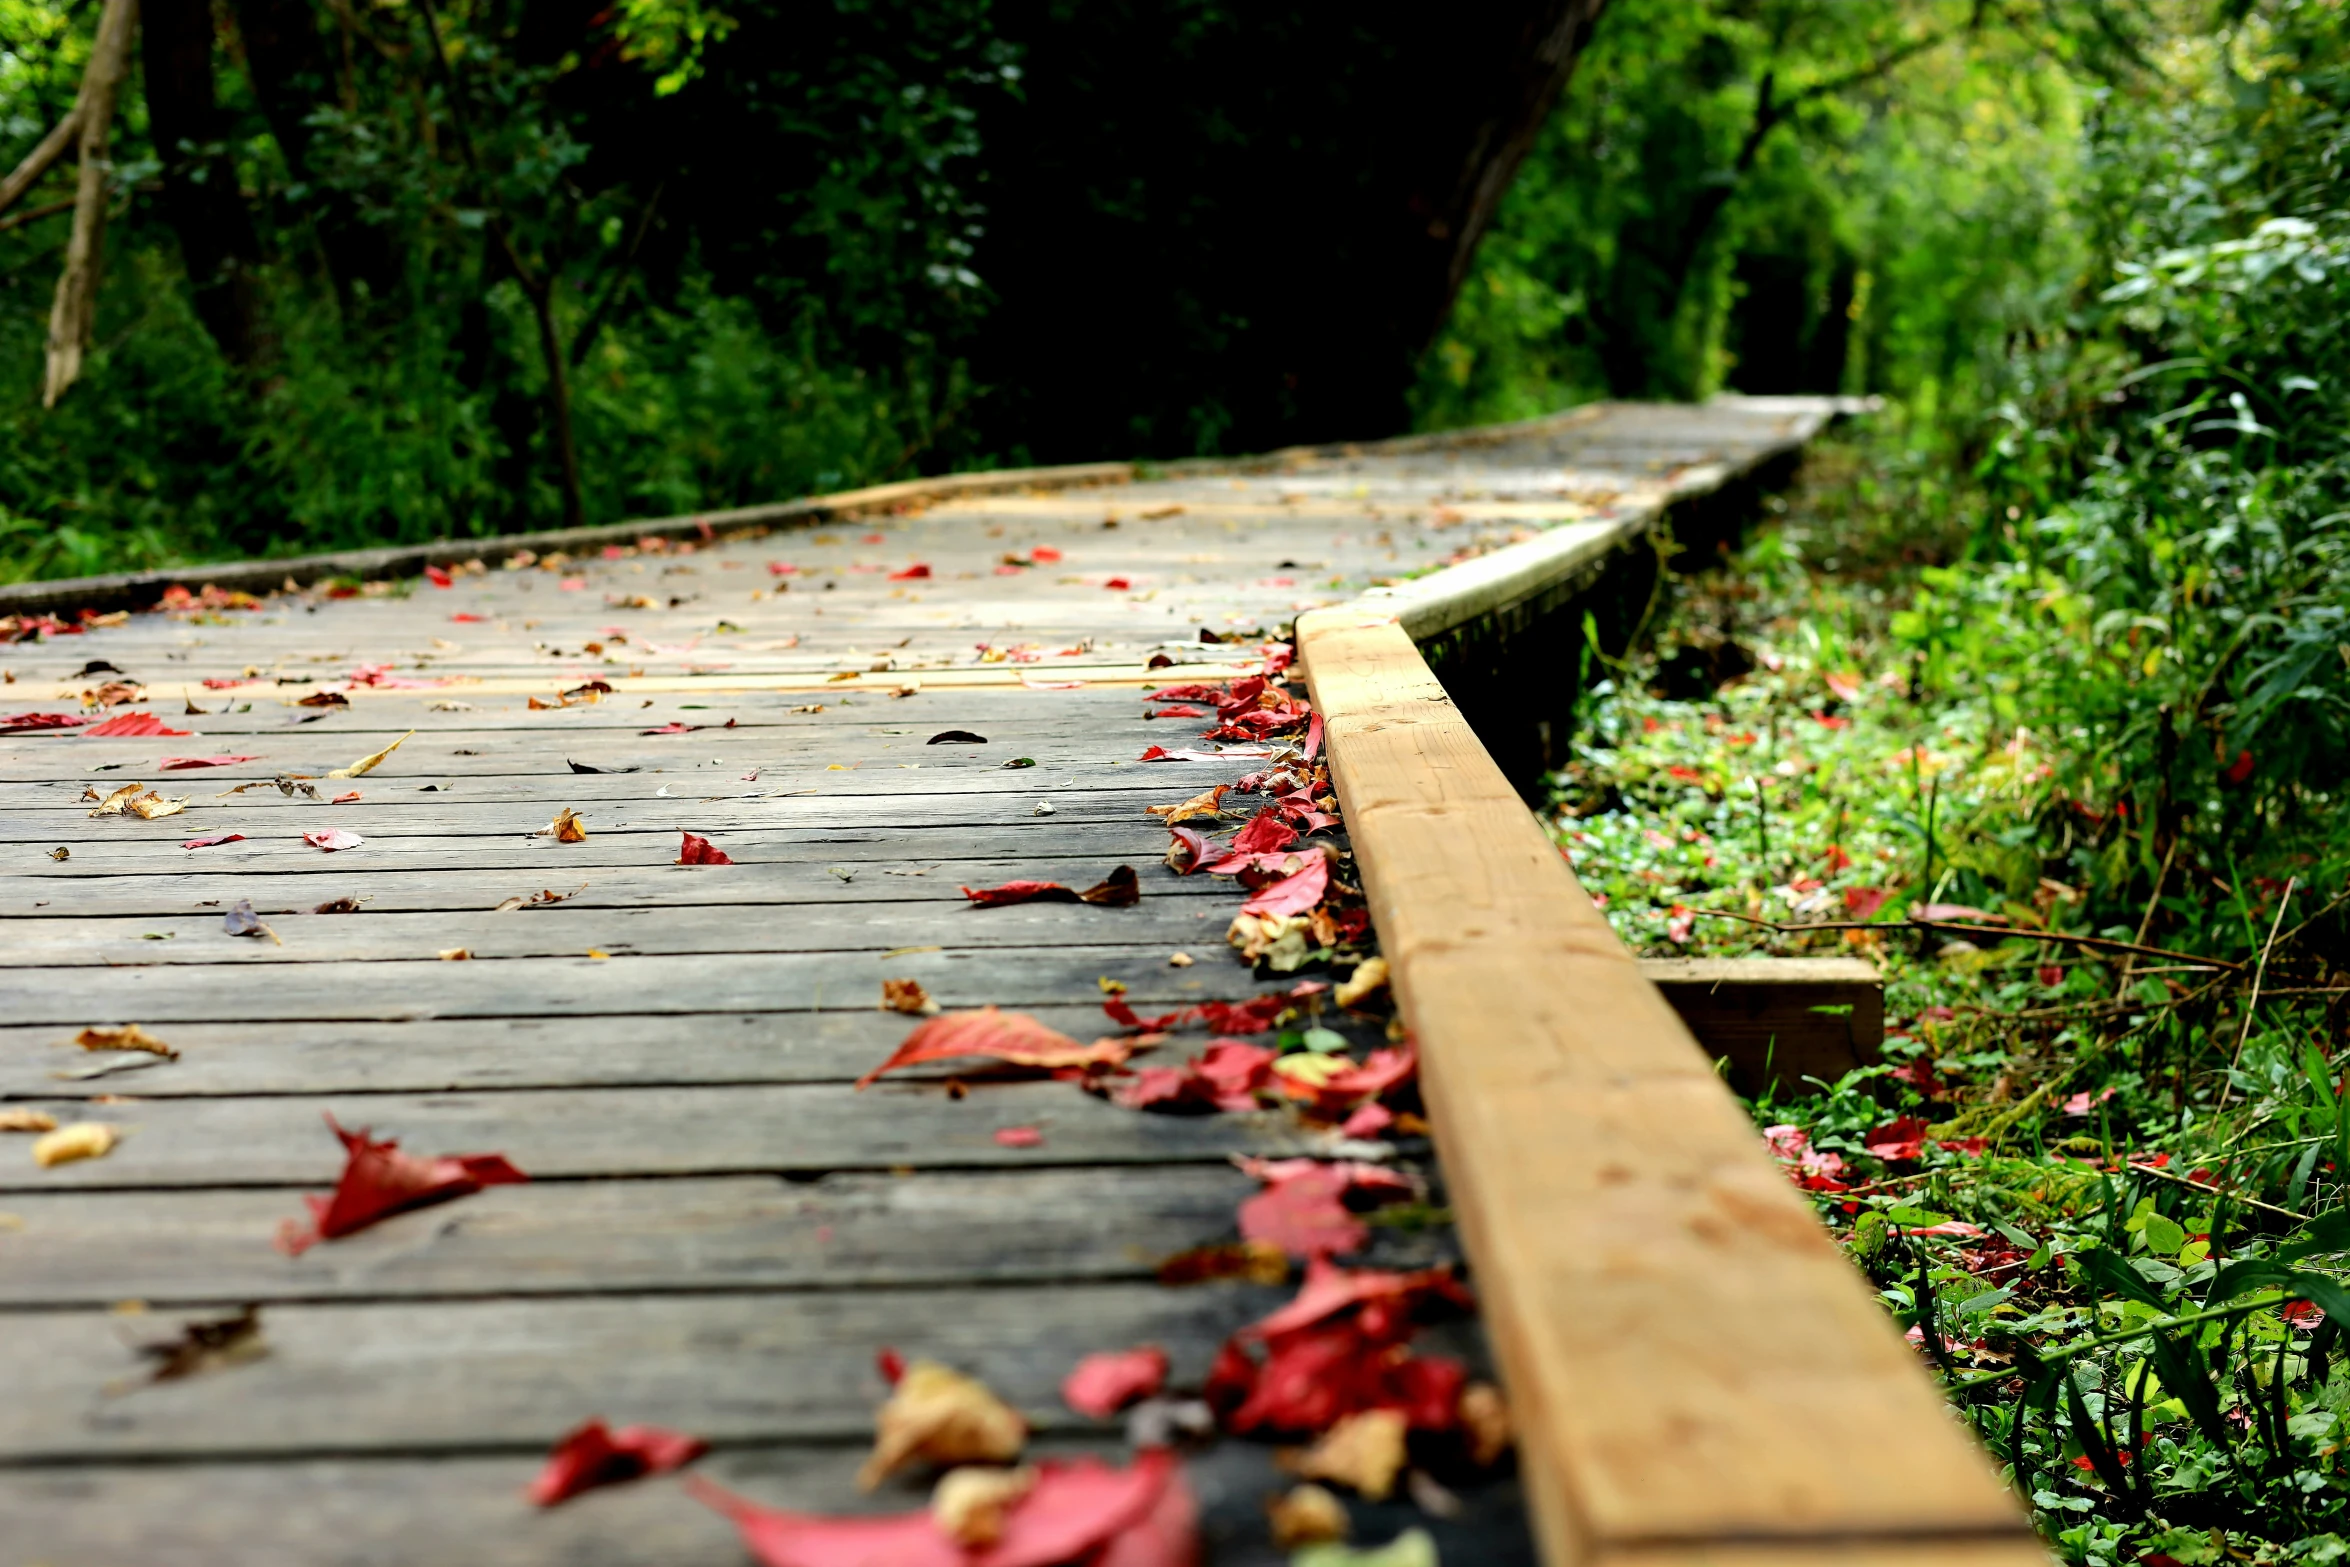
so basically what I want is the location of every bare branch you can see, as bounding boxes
[44,0,139,409]
[0,109,82,218]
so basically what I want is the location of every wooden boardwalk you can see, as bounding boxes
[0,399,2038,1566]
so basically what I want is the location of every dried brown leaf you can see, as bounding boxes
[859,1361,1027,1489]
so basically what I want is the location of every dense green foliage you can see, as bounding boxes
[1532,3,2350,1559]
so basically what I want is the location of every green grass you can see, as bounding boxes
[1553,433,2350,1564]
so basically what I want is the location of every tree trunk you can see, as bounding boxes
[44,0,139,408]
[229,0,404,310]
[144,0,269,365]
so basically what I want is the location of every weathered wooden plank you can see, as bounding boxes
[0,944,1274,1026]
[0,1441,1538,1567]
[0,1282,1303,1459]
[1296,610,2036,1564]
[1638,957,1884,1096]
[1,1001,1377,1098]
[0,896,1248,968]
[0,1167,1282,1305]
[0,1080,1331,1192]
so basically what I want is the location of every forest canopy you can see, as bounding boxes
[0,0,2334,588]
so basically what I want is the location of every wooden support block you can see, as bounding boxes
[1299,609,2038,1567]
[1638,956,1883,1097]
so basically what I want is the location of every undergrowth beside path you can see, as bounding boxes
[1552,436,2350,1564]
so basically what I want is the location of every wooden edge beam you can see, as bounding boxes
[1639,957,1884,1098]
[1295,608,2040,1567]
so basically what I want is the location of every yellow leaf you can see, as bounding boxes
[1458,1381,1512,1466]
[1145,785,1229,823]
[859,1361,1026,1490]
[1279,1408,1408,1500]
[1269,1052,1349,1088]
[74,1024,177,1059]
[33,1122,122,1168]
[86,783,143,817]
[548,807,587,843]
[931,1465,1038,1548]
[124,792,188,820]
[1334,956,1389,1009]
[328,729,413,779]
[1267,1484,1349,1550]
[0,1108,58,1133]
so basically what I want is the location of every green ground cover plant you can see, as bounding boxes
[1543,7,2350,1552]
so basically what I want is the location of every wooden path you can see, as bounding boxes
[0,398,2039,1566]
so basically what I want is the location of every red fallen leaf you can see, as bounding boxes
[2037,964,2064,987]
[2063,1086,2117,1116]
[1277,1045,1418,1116]
[1340,1102,1393,1138]
[1244,1257,1471,1344]
[82,712,193,738]
[1104,576,1132,590]
[641,721,704,735]
[768,561,799,576]
[1112,1066,1202,1110]
[1029,545,1063,563]
[158,755,261,770]
[1192,1040,1276,1109]
[677,832,734,865]
[1864,1115,1931,1162]
[1241,853,1329,917]
[1148,684,1226,702]
[1303,710,1324,763]
[1938,1137,1992,1156]
[450,612,489,623]
[303,829,364,852]
[856,1007,1131,1089]
[1148,704,1209,719]
[1240,1166,1369,1259]
[1104,997,1189,1032]
[2224,748,2255,784]
[331,790,363,804]
[876,1347,906,1385]
[425,565,455,588]
[1913,902,2006,924]
[964,879,1080,906]
[275,1113,526,1254]
[1062,1345,1169,1417]
[1811,710,1851,730]
[181,832,247,849]
[0,712,91,733]
[689,1447,1182,1567]
[1842,886,1891,920]
[888,563,933,580]
[1230,809,1297,857]
[528,1419,707,1505]
[1196,980,1327,1035]
[1164,825,1209,875]
[1761,1123,1849,1191]
[993,1126,1045,1148]
[1202,848,1309,880]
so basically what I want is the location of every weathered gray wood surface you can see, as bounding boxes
[0,400,1832,1565]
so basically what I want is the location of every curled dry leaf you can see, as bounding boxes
[881,977,941,1016]
[180,831,246,849]
[439,948,472,961]
[858,1359,1028,1489]
[85,783,143,816]
[1080,865,1140,906]
[326,737,413,784]
[295,690,348,708]
[303,829,364,853]
[1279,1408,1409,1501]
[932,1464,1039,1547]
[547,808,587,843]
[224,899,282,943]
[0,1108,59,1133]
[75,1023,176,1059]
[928,730,987,745]
[1061,1346,1169,1418]
[1165,826,1208,875]
[138,1304,267,1383]
[1241,852,1330,918]
[527,1419,708,1506]
[1268,1484,1350,1550]
[1145,785,1229,823]
[313,895,365,914]
[961,866,1139,908]
[855,1007,1133,1090]
[33,1121,121,1167]
[1333,956,1389,1009]
[124,791,189,820]
[676,831,733,865]
[993,1125,1045,1149]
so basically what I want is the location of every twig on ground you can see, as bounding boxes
[2219,876,2296,1110]
[1694,908,2246,973]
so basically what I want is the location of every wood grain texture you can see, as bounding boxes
[1296,610,2035,1566]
